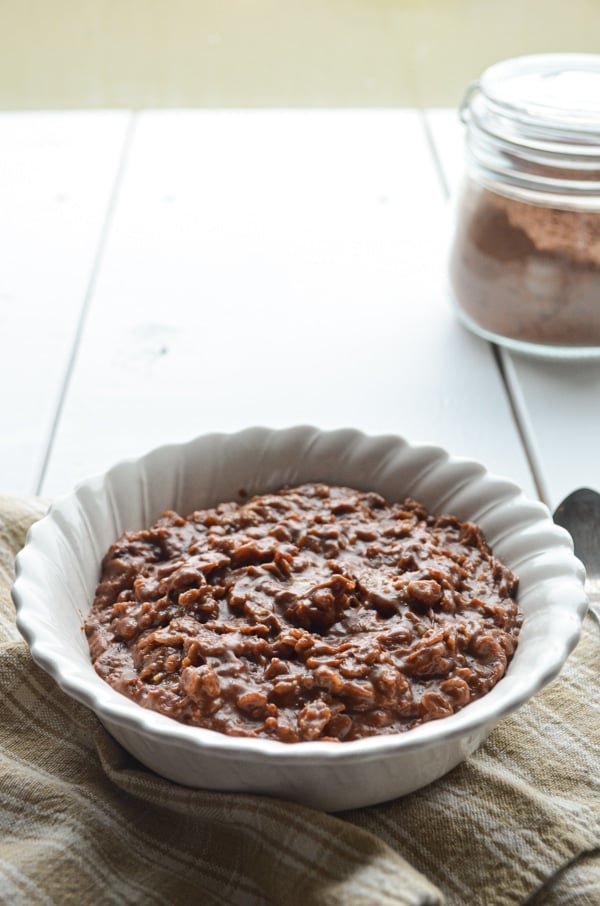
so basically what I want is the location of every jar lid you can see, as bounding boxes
[479,54,600,138]
[461,53,600,195]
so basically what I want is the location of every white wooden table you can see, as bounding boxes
[2,108,599,511]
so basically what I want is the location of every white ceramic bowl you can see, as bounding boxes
[13,427,587,811]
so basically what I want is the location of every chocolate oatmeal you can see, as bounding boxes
[85,484,521,742]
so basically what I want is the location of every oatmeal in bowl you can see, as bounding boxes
[13,427,586,810]
[85,484,521,744]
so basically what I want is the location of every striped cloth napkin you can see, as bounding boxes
[1,496,599,905]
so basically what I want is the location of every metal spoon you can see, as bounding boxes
[553,487,600,623]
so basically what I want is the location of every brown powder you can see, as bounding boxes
[449,182,600,347]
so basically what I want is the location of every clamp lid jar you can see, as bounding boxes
[449,53,600,357]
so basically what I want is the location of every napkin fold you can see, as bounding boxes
[1,497,599,905]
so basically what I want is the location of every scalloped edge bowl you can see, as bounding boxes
[12,426,587,810]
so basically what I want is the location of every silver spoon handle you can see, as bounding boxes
[586,577,600,624]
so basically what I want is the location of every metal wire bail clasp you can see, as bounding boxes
[459,80,480,123]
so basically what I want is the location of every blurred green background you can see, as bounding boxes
[1,0,598,109]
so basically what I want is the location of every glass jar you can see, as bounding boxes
[449,53,600,357]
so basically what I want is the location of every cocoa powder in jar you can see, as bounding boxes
[450,181,600,347]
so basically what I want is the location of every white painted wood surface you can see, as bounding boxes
[20,109,534,501]
[0,112,131,496]
[11,107,599,507]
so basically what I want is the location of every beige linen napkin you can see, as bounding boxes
[1,497,599,905]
